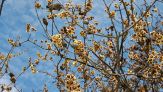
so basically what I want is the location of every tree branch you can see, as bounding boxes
[0,0,6,16]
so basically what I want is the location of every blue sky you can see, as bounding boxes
[0,0,163,92]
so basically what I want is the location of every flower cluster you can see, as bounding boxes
[128,51,139,60]
[58,11,71,19]
[61,26,75,35]
[143,63,161,79]
[150,31,163,45]
[73,39,84,54]
[148,51,156,62]
[51,34,63,48]
[85,0,93,12]
[0,85,12,92]
[65,74,81,92]
[131,30,148,44]
[30,63,37,74]
[80,31,86,37]
[7,38,21,47]
[26,23,37,32]
[93,41,101,52]
[109,76,118,86]
[86,24,98,34]
[47,14,57,19]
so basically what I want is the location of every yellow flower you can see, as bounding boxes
[58,11,71,18]
[66,26,75,35]
[8,54,12,59]
[90,70,95,75]
[93,41,100,51]
[47,14,57,19]
[51,34,63,48]
[47,0,52,3]
[124,2,129,6]
[36,52,41,58]
[109,11,116,18]
[114,3,119,8]
[0,53,5,60]
[145,11,151,18]
[35,2,41,9]
[127,10,131,15]
[95,77,100,81]
[73,39,84,49]
[107,40,113,48]
[128,69,132,74]
[72,61,78,66]
[153,8,158,13]
[51,34,62,43]
[80,31,86,37]
[34,59,39,65]
[73,39,80,46]
[30,64,37,74]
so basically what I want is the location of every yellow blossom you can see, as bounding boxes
[51,34,62,43]
[35,2,41,9]
[47,0,52,3]
[153,8,158,13]
[109,11,116,18]
[114,3,119,8]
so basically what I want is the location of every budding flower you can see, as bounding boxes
[42,18,48,26]
[47,43,52,50]
[26,24,31,32]
[34,59,39,65]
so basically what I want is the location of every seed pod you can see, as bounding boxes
[9,72,14,77]
[60,65,65,70]
[42,18,48,26]
[62,42,67,48]
[46,3,63,11]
